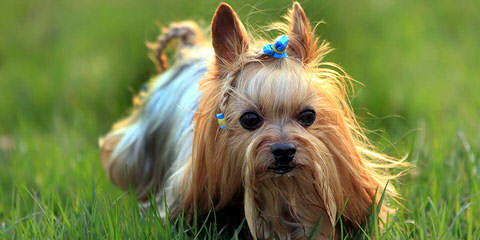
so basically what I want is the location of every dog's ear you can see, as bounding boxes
[287,2,317,64]
[211,3,249,66]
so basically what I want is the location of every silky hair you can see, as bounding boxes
[100,2,406,239]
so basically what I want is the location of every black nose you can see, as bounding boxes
[271,143,296,164]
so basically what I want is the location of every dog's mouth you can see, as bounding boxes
[268,164,296,175]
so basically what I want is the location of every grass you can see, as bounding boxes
[1,0,479,238]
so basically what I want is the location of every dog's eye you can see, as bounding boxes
[240,112,263,130]
[297,109,316,127]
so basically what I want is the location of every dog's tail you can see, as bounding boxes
[147,21,205,73]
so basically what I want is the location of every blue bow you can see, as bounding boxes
[216,113,227,130]
[263,35,289,58]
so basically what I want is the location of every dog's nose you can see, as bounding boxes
[271,143,296,164]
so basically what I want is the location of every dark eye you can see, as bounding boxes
[240,112,263,130]
[297,109,316,127]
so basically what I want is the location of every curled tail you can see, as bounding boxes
[147,21,204,73]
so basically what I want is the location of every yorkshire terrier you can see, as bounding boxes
[99,2,402,239]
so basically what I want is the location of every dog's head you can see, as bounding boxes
[183,2,400,237]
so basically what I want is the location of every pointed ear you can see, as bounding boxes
[287,2,317,64]
[211,3,249,66]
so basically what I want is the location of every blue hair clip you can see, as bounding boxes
[216,113,227,130]
[263,35,289,58]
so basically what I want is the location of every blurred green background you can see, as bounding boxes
[0,0,479,238]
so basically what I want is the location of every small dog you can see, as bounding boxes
[100,2,402,239]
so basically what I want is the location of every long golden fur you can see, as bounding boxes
[100,2,404,239]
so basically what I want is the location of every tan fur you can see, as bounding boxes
[100,2,405,239]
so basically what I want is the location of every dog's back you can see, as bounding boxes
[99,22,210,200]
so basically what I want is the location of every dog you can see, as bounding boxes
[99,2,402,239]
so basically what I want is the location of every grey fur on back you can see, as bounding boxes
[109,58,209,199]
